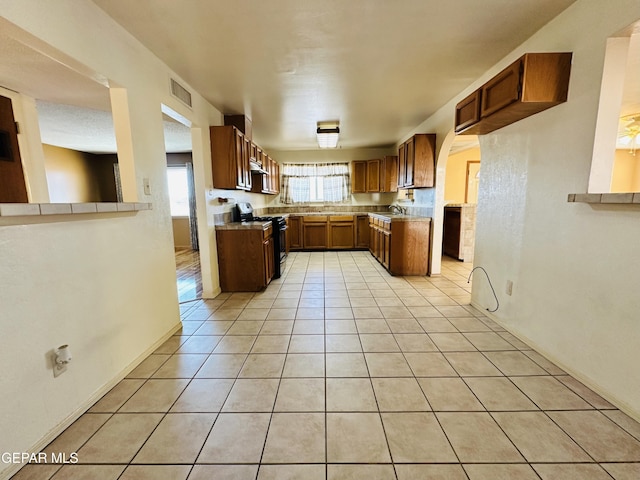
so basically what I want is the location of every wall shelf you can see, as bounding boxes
[0,202,152,220]
[567,193,640,205]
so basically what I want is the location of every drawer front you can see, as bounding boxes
[263,224,273,239]
[303,215,327,222]
[329,215,353,222]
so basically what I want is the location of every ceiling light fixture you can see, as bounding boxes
[317,122,340,148]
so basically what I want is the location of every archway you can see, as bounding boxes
[430,130,480,276]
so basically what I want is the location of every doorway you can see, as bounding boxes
[163,113,202,303]
[465,160,481,204]
[441,136,481,265]
[0,94,29,202]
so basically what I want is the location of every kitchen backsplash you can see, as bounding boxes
[403,205,434,218]
[214,204,433,224]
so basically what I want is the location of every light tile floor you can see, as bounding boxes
[12,252,640,480]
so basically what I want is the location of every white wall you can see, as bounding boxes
[0,2,223,477]
[411,0,640,419]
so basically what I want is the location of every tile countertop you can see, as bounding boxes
[271,211,367,217]
[0,202,152,217]
[215,220,273,230]
[271,211,432,222]
[368,212,432,222]
[214,211,433,228]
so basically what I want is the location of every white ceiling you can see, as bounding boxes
[0,32,110,111]
[4,1,639,155]
[91,0,578,150]
[0,30,193,154]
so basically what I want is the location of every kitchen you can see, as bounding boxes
[211,117,437,292]
[213,48,573,293]
[3,2,640,479]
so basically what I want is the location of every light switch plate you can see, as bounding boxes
[52,352,67,377]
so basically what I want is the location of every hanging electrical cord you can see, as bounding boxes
[467,266,500,313]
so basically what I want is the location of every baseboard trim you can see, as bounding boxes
[1,322,182,480]
[472,301,640,424]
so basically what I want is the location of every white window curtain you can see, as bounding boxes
[281,162,350,204]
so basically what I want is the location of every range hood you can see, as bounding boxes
[249,160,268,175]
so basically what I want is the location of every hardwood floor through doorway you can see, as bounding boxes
[175,248,202,303]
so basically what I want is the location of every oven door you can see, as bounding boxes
[279,225,288,261]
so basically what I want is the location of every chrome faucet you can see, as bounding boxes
[389,204,405,215]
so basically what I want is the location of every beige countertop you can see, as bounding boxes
[215,220,272,230]
[368,212,431,222]
[273,211,431,222]
[216,211,432,229]
[271,211,369,217]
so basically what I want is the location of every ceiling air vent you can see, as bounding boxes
[170,78,192,108]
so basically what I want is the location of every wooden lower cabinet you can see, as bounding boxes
[302,216,328,250]
[216,224,274,291]
[263,235,275,285]
[369,215,431,275]
[382,229,391,269]
[369,217,391,267]
[355,215,370,248]
[288,216,302,250]
[288,215,370,251]
[328,215,355,249]
[288,214,429,254]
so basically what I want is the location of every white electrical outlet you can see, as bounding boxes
[506,280,513,296]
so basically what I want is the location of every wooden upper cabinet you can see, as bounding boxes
[243,136,252,190]
[353,159,386,193]
[398,143,406,189]
[249,141,259,163]
[213,124,278,193]
[455,90,482,134]
[366,159,381,192]
[405,139,415,187]
[455,52,572,135]
[398,134,436,189]
[351,161,367,193]
[249,151,280,195]
[211,125,251,190]
[380,156,398,193]
[273,160,280,194]
[481,59,522,117]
